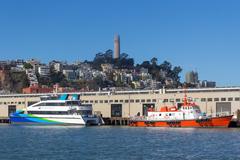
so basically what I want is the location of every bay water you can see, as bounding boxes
[0,125,240,160]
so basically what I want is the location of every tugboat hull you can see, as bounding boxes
[129,115,233,128]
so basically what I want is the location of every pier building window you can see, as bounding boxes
[228,98,233,101]
[152,99,156,102]
[125,100,129,103]
[119,100,123,103]
[18,102,21,104]
[163,99,168,103]
[147,99,151,102]
[135,99,140,103]
[141,99,145,103]
[216,102,231,116]
[90,100,93,103]
[4,102,6,105]
[100,100,103,103]
[111,104,122,117]
[109,100,113,103]
[176,99,180,102]
[95,100,98,103]
[104,100,108,103]
[8,105,16,116]
[221,98,226,101]
[201,98,206,102]
[214,98,219,102]
[115,100,119,103]
[207,98,212,102]
[235,97,240,101]
[130,99,134,103]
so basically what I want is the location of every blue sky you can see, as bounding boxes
[0,0,240,86]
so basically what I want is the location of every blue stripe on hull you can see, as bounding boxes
[10,116,62,124]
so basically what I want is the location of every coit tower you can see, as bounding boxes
[114,34,120,59]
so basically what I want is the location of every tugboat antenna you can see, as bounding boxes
[183,86,188,106]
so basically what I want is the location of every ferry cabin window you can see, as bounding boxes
[47,103,65,106]
[28,111,68,115]
[135,99,140,103]
[125,100,129,103]
[130,99,134,103]
[77,110,92,115]
[228,98,233,101]
[109,100,113,103]
[214,98,219,102]
[66,101,80,106]
[147,99,151,102]
[35,103,46,107]
[104,100,108,103]
[152,99,156,102]
[95,100,98,103]
[119,100,123,103]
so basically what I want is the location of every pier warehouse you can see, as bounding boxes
[0,87,240,119]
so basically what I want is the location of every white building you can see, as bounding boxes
[63,70,76,80]
[38,65,50,77]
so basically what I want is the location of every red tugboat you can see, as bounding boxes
[130,94,233,128]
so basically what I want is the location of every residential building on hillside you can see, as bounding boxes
[38,65,50,76]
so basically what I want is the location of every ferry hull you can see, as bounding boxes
[10,114,102,125]
[129,116,233,128]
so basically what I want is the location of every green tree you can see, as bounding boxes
[151,57,158,66]
[23,63,33,69]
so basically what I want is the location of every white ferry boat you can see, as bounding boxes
[10,94,104,125]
